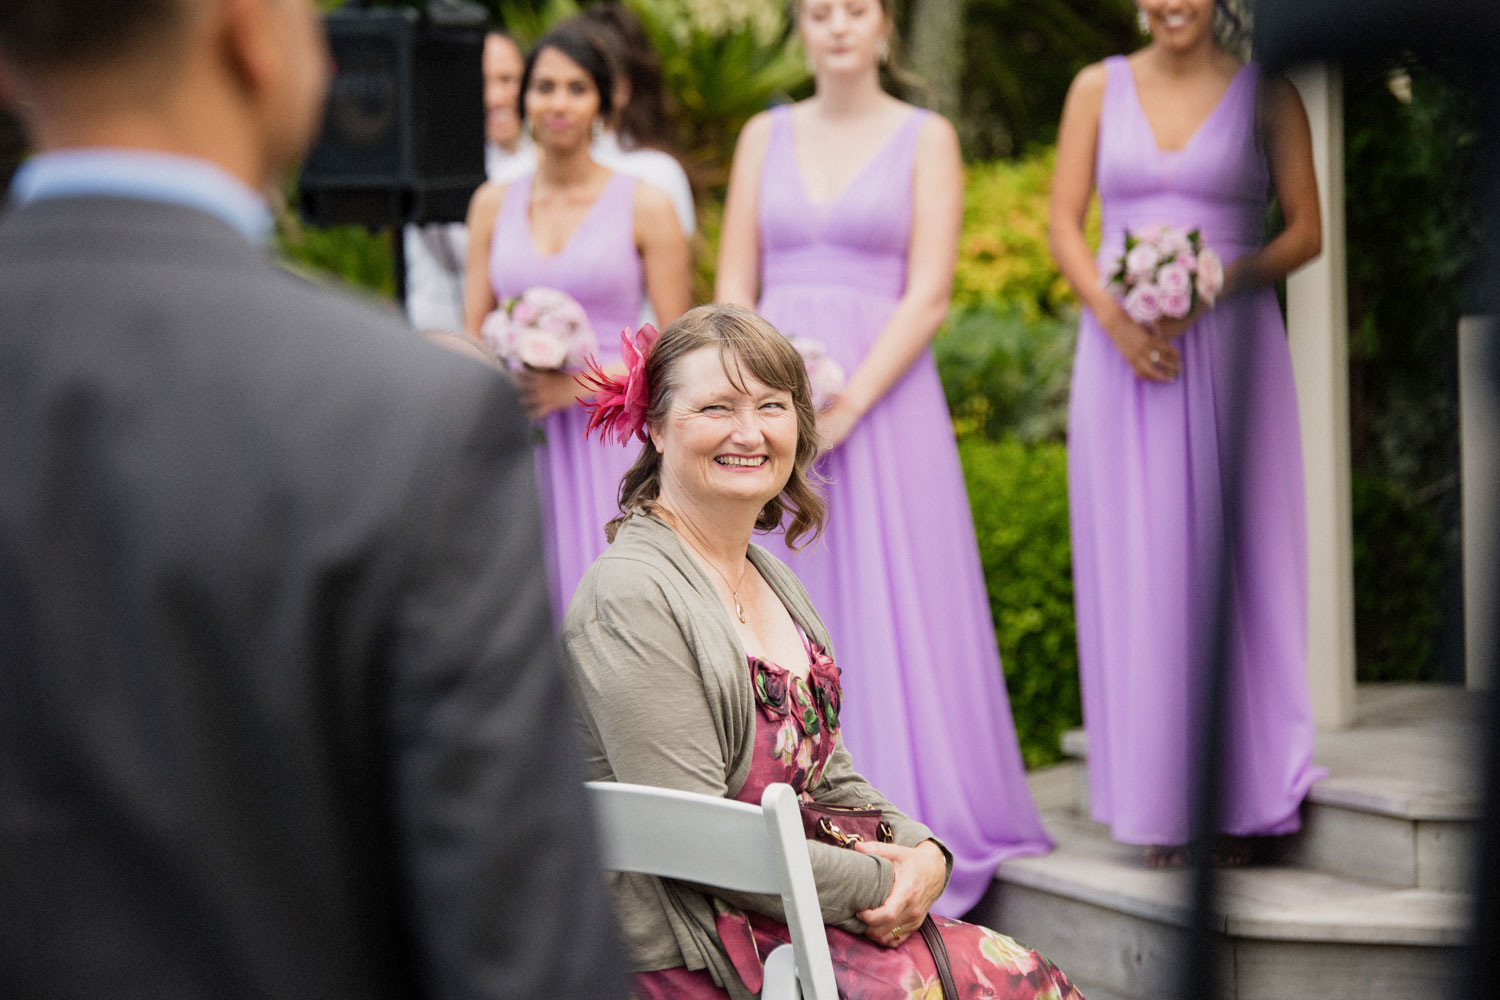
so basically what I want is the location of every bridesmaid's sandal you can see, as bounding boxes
[1144,845,1188,869]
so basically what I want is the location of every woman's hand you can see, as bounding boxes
[515,368,585,420]
[814,400,860,453]
[1103,311,1180,382]
[853,839,947,948]
[1150,302,1208,342]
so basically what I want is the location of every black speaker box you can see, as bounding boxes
[298,7,486,228]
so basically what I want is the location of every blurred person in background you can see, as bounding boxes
[1050,0,1325,867]
[463,22,691,619]
[715,0,1052,914]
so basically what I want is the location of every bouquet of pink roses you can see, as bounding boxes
[479,286,596,371]
[787,336,846,412]
[1104,224,1224,325]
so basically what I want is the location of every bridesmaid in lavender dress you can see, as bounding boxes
[464,24,690,617]
[717,0,1051,912]
[1050,0,1326,866]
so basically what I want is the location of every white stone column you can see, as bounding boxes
[1287,63,1358,729]
[1460,316,1498,691]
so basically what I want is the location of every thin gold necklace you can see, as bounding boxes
[702,550,750,625]
[665,510,751,624]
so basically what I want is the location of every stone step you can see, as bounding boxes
[1056,685,1485,891]
[970,808,1472,1000]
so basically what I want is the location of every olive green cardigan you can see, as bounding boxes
[560,513,949,999]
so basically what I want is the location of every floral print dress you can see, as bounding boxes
[632,635,1085,1000]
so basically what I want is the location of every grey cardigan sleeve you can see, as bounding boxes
[810,737,956,884]
[562,570,895,926]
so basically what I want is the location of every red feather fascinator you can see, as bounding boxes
[579,324,659,445]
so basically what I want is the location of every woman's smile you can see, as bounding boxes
[716,454,768,468]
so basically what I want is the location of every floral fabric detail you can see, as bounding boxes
[747,637,840,795]
[637,912,1086,1000]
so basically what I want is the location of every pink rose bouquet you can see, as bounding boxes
[1104,225,1224,325]
[787,336,846,412]
[479,286,596,372]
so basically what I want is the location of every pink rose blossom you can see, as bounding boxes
[479,311,516,354]
[1125,242,1161,278]
[486,287,597,372]
[789,336,847,411]
[1123,283,1164,324]
[1162,291,1192,318]
[1196,248,1225,303]
[1157,226,1192,258]
[1157,261,1192,296]
[516,330,568,369]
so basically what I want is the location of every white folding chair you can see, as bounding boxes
[585,780,839,1000]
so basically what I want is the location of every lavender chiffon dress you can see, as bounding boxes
[755,104,1051,913]
[489,170,642,618]
[1069,57,1326,846]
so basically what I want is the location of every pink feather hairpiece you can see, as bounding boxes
[579,323,659,446]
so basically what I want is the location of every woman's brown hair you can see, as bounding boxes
[605,304,827,549]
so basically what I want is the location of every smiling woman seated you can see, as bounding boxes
[558,303,1086,1000]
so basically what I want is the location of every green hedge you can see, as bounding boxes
[957,436,1079,768]
[934,303,1074,444]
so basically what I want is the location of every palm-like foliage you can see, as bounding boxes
[959,0,1136,157]
[623,0,807,190]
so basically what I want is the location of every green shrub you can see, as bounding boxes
[1352,471,1443,682]
[954,148,1096,321]
[275,222,396,299]
[272,188,396,299]
[934,303,1074,444]
[957,436,1079,768]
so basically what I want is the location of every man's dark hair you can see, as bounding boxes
[0,0,184,71]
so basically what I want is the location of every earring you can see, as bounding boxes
[524,116,537,141]
[591,118,604,142]
[1137,8,1150,33]
[877,38,890,64]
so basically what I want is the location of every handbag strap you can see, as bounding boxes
[917,915,959,1000]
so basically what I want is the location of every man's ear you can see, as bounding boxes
[218,0,279,98]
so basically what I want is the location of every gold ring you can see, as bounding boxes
[892,925,903,939]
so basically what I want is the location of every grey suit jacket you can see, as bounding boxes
[0,195,625,1000]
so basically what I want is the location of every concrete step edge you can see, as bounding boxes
[994,811,1473,947]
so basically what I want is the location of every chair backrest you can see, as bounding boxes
[585,780,839,1000]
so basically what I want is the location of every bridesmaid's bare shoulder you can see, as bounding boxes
[1061,60,1110,120]
[911,107,960,161]
[730,109,777,163]
[464,179,511,231]
[1255,69,1305,113]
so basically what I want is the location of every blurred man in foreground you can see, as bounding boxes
[0,2,625,998]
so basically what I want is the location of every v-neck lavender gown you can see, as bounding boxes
[755,104,1051,914]
[1069,57,1325,846]
[489,170,642,618]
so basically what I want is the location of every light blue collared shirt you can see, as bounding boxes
[9,149,274,244]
